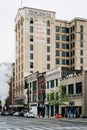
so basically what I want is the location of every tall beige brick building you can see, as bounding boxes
[14,7,87,106]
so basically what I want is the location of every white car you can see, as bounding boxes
[27,112,37,118]
[13,112,19,116]
[24,112,29,117]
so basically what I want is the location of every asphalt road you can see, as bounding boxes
[0,115,87,130]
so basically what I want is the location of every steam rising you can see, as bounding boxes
[0,63,12,111]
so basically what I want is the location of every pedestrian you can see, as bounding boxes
[39,112,41,118]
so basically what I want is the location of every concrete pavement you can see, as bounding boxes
[49,117,87,123]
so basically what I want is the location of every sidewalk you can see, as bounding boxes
[51,117,87,123]
[43,116,87,123]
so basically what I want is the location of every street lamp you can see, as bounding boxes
[27,88,29,112]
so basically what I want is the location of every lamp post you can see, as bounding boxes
[42,86,45,118]
[27,88,29,112]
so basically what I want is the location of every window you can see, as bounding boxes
[73,42,75,48]
[47,20,50,26]
[47,38,50,44]
[62,59,65,65]
[73,58,75,64]
[39,93,44,101]
[80,34,83,40]
[56,79,58,87]
[80,25,83,32]
[30,35,33,42]
[71,51,72,57]
[62,51,65,57]
[30,26,33,33]
[62,27,66,33]
[66,36,69,41]
[47,81,49,89]
[73,26,75,32]
[47,55,50,61]
[47,46,50,52]
[56,34,60,40]
[66,60,69,65]
[80,50,83,55]
[47,29,50,35]
[66,28,69,33]
[30,18,33,24]
[56,50,60,56]
[62,43,65,49]
[66,52,69,57]
[56,42,60,48]
[76,82,82,94]
[30,62,33,68]
[47,64,50,69]
[56,26,60,32]
[71,34,75,41]
[33,81,37,93]
[80,66,83,70]
[80,42,83,47]
[62,27,69,33]
[80,58,83,64]
[73,50,75,56]
[56,59,60,64]
[50,80,54,88]
[62,35,66,41]
[30,44,33,51]
[68,84,74,94]
[66,44,69,49]
[30,53,33,59]
[33,95,37,102]
[70,26,75,33]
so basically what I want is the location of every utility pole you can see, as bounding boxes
[27,88,29,112]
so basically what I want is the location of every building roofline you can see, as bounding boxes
[18,6,56,14]
[56,17,87,23]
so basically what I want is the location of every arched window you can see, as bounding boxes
[30,18,33,24]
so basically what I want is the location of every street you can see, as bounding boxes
[0,115,87,130]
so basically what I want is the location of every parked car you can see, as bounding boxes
[24,112,29,117]
[1,111,9,116]
[13,111,19,116]
[19,111,24,117]
[27,112,37,118]
[9,111,14,116]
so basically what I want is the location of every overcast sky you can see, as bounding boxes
[0,0,87,63]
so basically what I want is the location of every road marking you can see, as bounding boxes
[0,122,7,125]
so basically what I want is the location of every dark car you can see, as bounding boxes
[9,111,15,116]
[19,111,24,117]
[1,111,9,116]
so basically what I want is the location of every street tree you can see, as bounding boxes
[48,85,69,114]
